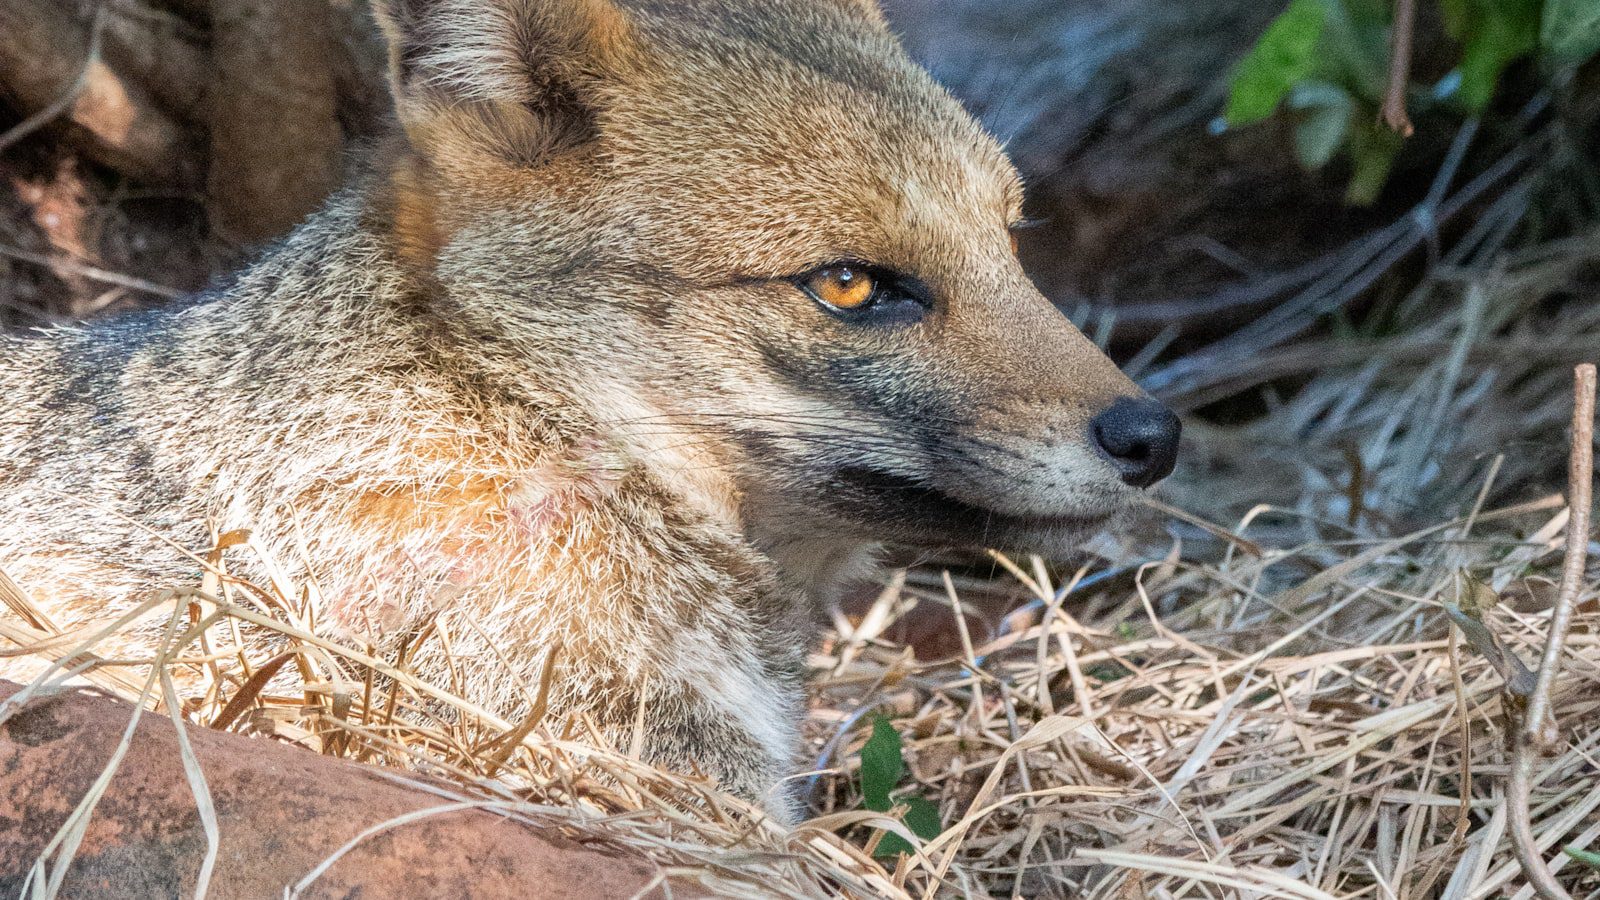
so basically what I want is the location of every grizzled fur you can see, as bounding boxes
[0,0,1151,819]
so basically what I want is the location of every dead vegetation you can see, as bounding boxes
[0,0,388,322]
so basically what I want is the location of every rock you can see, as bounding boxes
[0,681,691,898]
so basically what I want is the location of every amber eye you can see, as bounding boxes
[804,265,876,310]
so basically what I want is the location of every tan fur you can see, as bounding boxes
[0,0,1166,820]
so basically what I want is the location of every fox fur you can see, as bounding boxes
[0,0,1166,819]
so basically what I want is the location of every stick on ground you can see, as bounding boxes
[1382,0,1417,136]
[1506,362,1595,900]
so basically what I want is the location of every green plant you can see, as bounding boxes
[857,716,942,857]
[1566,845,1600,867]
[1224,0,1600,204]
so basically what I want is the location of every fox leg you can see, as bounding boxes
[623,673,806,822]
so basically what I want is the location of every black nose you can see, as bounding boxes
[1090,397,1181,488]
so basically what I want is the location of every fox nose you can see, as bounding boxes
[1091,397,1181,488]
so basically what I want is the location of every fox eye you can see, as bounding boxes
[796,263,932,325]
[804,265,875,310]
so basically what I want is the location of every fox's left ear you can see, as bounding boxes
[370,0,639,165]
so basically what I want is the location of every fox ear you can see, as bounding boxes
[370,0,637,165]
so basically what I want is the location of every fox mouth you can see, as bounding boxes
[827,466,1115,549]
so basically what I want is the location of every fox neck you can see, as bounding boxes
[746,525,883,606]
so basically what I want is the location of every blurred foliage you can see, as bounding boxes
[1225,0,1600,204]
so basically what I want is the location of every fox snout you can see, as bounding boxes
[1090,397,1182,489]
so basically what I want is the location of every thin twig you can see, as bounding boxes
[1382,0,1417,136]
[1506,363,1595,900]
[0,244,182,300]
[1528,366,1595,749]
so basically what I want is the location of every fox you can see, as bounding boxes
[0,0,1180,820]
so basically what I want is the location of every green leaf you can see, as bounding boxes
[1317,0,1390,102]
[1543,0,1600,63]
[873,795,943,858]
[1226,0,1328,125]
[1339,0,1391,25]
[1440,0,1472,38]
[1449,0,1542,110]
[1290,81,1354,169]
[1344,120,1402,205]
[902,795,943,840]
[874,832,914,857]
[857,718,944,859]
[1564,845,1600,867]
[858,716,904,811]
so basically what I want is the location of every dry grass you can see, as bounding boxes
[806,494,1600,898]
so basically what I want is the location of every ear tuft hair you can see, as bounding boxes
[370,0,637,162]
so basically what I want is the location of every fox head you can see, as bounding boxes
[369,0,1180,558]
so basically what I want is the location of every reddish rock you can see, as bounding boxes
[0,681,688,898]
